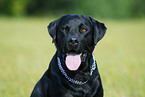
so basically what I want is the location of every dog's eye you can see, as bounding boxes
[61,28,66,32]
[80,24,88,33]
[82,28,87,32]
[61,26,69,32]
[81,27,88,33]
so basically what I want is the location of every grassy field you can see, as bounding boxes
[0,17,145,97]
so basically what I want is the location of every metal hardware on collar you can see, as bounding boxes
[57,54,96,85]
[90,54,96,75]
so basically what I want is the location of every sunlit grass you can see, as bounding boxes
[0,17,145,97]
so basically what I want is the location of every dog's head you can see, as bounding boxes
[48,15,107,71]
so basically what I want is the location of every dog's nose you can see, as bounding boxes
[68,37,79,47]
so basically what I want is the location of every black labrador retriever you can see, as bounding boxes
[31,15,107,97]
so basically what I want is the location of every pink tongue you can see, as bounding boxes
[65,54,81,71]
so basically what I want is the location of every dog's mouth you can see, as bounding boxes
[65,51,87,71]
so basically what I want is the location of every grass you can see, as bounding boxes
[0,17,145,97]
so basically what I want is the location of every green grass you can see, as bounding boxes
[0,17,145,97]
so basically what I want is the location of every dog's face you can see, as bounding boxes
[48,15,107,71]
[57,15,94,54]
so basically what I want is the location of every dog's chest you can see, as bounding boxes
[60,77,99,97]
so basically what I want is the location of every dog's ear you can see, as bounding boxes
[89,17,107,45]
[47,20,57,43]
[47,15,65,43]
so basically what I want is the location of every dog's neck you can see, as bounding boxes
[56,51,96,85]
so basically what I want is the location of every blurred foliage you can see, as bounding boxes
[0,0,145,18]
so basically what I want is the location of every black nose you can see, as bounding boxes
[68,37,79,47]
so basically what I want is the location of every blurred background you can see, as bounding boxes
[0,0,145,18]
[0,0,145,97]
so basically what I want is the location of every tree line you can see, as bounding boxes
[0,0,145,19]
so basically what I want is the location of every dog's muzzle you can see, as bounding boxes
[67,37,79,51]
[65,37,81,71]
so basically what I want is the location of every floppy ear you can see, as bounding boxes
[89,17,107,44]
[47,15,64,43]
[47,20,59,43]
[95,20,107,43]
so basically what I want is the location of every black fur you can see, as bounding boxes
[31,15,107,97]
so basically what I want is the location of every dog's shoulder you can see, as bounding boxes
[31,71,51,97]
